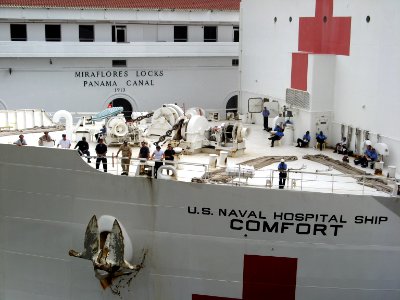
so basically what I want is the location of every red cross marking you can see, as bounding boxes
[291,0,352,91]
[299,0,351,55]
[192,255,298,300]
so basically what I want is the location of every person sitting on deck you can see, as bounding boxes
[268,125,284,147]
[316,131,327,151]
[296,131,311,148]
[334,137,348,154]
[355,145,378,169]
[95,125,107,142]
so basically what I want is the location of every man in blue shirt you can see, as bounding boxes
[359,145,378,168]
[268,125,284,147]
[262,107,270,131]
[296,131,311,148]
[316,131,327,151]
[277,159,287,189]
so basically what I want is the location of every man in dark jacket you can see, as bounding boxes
[95,138,107,172]
[74,137,91,162]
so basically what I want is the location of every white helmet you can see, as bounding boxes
[281,159,285,163]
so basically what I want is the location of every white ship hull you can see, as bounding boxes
[1,144,399,299]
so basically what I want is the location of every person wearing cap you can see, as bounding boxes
[277,159,287,189]
[151,145,165,178]
[14,134,27,146]
[116,140,132,175]
[95,137,108,172]
[57,134,71,149]
[74,136,91,163]
[38,131,54,146]
[138,141,150,175]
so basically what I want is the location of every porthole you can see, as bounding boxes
[323,16,327,23]
[289,16,293,22]
[274,17,277,23]
[366,16,371,23]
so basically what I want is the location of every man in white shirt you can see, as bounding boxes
[14,134,27,146]
[57,134,71,149]
[151,145,165,178]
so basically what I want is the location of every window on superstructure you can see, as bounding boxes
[232,59,239,66]
[45,24,61,42]
[112,25,127,43]
[112,60,127,67]
[79,25,94,42]
[204,26,217,42]
[174,26,187,42]
[10,24,27,41]
[233,26,239,42]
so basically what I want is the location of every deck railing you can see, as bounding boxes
[85,155,396,197]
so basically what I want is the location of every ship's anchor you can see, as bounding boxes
[69,215,147,289]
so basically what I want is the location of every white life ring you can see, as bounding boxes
[112,122,128,137]
[157,165,177,180]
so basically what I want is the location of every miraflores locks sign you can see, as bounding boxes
[74,69,164,92]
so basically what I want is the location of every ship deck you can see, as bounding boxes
[0,122,394,197]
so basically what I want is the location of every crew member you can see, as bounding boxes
[116,140,132,175]
[278,159,287,189]
[296,131,311,148]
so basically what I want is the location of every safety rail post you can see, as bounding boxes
[204,164,209,180]
[301,172,303,191]
[331,174,334,193]
[362,175,365,195]
[286,170,290,189]
[238,164,241,184]
[272,170,275,188]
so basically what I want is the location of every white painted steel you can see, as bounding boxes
[0,144,400,299]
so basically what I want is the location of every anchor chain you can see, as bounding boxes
[131,112,154,123]
[154,119,185,146]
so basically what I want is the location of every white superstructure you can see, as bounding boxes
[239,0,400,169]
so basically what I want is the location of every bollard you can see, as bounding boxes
[218,151,229,167]
[388,166,396,178]
[208,154,218,169]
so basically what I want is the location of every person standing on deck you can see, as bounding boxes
[95,137,108,172]
[57,134,71,149]
[74,136,91,162]
[116,140,132,175]
[151,145,165,178]
[278,159,287,189]
[138,141,150,174]
[38,131,54,146]
[262,107,270,131]
[14,134,27,146]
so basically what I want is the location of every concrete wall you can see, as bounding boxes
[0,57,238,113]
